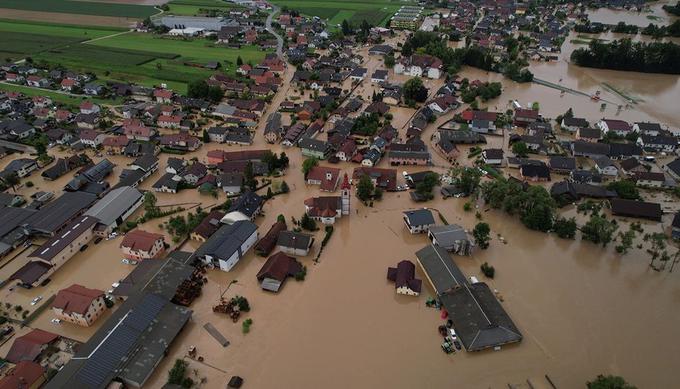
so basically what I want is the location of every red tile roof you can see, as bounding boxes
[0,361,45,389]
[52,284,104,315]
[306,166,341,191]
[121,229,164,252]
[5,329,59,363]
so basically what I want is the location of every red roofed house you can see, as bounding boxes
[5,329,59,364]
[597,118,632,136]
[79,101,100,115]
[514,108,539,126]
[124,123,156,141]
[0,361,47,389]
[256,252,302,293]
[386,260,422,296]
[51,284,106,326]
[157,114,182,129]
[306,166,341,192]
[120,229,165,260]
[102,135,130,155]
[154,88,174,103]
[60,78,77,91]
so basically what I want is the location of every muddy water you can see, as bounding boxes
[2,28,679,389]
[588,1,679,26]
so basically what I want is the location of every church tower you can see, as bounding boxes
[340,173,351,216]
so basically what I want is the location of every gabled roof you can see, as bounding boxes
[403,209,435,226]
[52,284,104,315]
[5,329,59,363]
[121,229,164,252]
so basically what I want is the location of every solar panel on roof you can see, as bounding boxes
[126,294,165,332]
[77,325,138,387]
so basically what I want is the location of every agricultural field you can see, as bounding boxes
[0,19,124,59]
[166,0,242,16]
[0,0,158,18]
[0,20,271,93]
[270,0,410,27]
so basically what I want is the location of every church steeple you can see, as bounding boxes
[341,173,350,216]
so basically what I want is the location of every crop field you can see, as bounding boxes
[271,0,407,27]
[0,20,124,59]
[166,0,242,16]
[0,0,157,18]
[0,19,270,93]
[0,83,120,106]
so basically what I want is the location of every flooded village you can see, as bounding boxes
[0,0,680,388]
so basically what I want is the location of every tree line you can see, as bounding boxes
[570,38,680,74]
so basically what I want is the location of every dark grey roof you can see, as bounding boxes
[228,190,262,218]
[428,225,470,247]
[47,249,193,389]
[25,191,98,235]
[277,230,313,250]
[113,251,194,298]
[403,209,435,227]
[562,117,589,127]
[666,158,680,176]
[415,245,522,352]
[0,205,36,238]
[131,154,158,172]
[548,156,576,171]
[195,220,257,261]
[29,216,98,261]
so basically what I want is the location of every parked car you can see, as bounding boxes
[51,318,61,324]
[94,237,103,245]
[79,244,89,252]
[30,296,43,306]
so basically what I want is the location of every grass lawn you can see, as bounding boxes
[166,0,242,16]
[0,83,119,106]
[0,0,157,18]
[270,0,407,26]
[0,19,124,38]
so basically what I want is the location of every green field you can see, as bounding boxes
[0,83,119,106]
[166,0,242,16]
[271,0,407,27]
[0,0,157,18]
[0,19,124,59]
[0,20,270,93]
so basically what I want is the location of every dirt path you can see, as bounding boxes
[82,30,132,44]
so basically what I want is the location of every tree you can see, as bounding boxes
[607,180,639,200]
[243,161,256,189]
[143,192,158,213]
[615,229,636,254]
[301,157,318,178]
[277,214,286,224]
[473,222,491,249]
[356,174,375,201]
[167,359,188,385]
[341,19,352,35]
[202,129,210,143]
[452,167,482,196]
[300,213,317,231]
[236,56,243,66]
[3,172,19,192]
[519,186,555,232]
[581,214,618,246]
[587,374,637,389]
[384,54,395,68]
[645,232,667,268]
[403,77,428,103]
[512,141,530,157]
[280,180,290,193]
[416,172,440,200]
[553,217,577,239]
[480,262,495,278]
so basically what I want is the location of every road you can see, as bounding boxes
[265,5,283,57]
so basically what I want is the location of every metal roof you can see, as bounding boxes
[84,186,143,227]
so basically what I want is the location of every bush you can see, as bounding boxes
[25,181,34,188]
[481,262,495,278]
[167,359,188,385]
[242,318,253,334]
[295,266,307,281]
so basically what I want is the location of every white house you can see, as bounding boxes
[197,221,258,272]
[403,209,435,234]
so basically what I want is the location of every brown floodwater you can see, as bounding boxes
[588,1,679,26]
[2,29,679,389]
